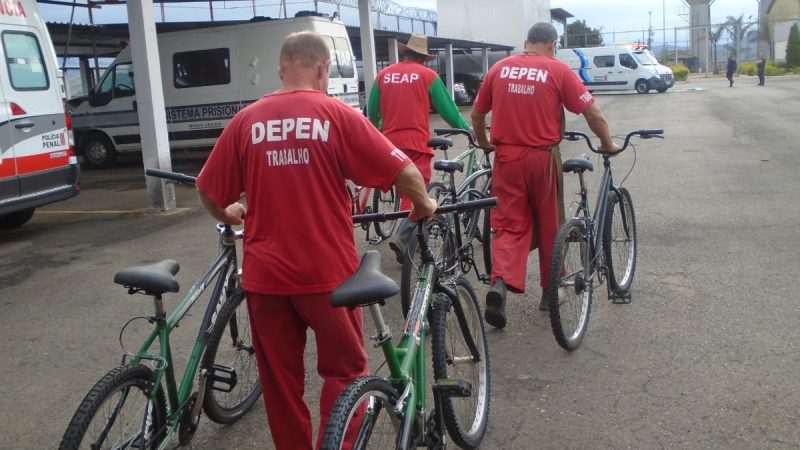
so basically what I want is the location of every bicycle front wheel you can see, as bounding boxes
[400,182,454,317]
[373,186,400,239]
[544,219,593,351]
[603,187,637,291]
[431,276,490,449]
[59,364,167,450]
[202,286,262,424]
[321,376,402,450]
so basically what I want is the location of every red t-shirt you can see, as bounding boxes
[474,53,595,161]
[376,61,439,155]
[196,90,410,295]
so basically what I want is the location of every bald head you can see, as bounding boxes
[280,31,330,69]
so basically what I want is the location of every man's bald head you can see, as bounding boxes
[280,31,331,70]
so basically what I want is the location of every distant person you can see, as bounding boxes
[756,53,766,86]
[368,33,471,263]
[470,22,619,328]
[726,53,737,87]
[196,31,436,449]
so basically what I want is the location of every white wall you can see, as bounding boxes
[436,0,551,51]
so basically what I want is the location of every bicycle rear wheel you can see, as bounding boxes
[202,286,262,424]
[544,219,593,351]
[603,187,637,291]
[373,186,400,238]
[59,364,167,450]
[321,376,402,450]
[430,277,490,449]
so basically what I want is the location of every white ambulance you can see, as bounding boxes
[1,0,80,228]
[67,13,359,168]
[557,46,675,94]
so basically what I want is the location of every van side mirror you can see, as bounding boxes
[87,89,111,107]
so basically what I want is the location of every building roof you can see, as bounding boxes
[46,20,514,61]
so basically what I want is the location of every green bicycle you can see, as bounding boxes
[321,197,496,450]
[59,169,261,450]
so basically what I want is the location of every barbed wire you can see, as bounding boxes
[323,0,436,21]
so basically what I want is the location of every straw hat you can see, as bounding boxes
[398,33,437,61]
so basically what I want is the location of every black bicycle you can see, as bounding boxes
[544,129,663,351]
[400,131,494,317]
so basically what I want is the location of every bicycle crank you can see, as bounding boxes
[179,393,201,445]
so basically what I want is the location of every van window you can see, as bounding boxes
[113,64,135,98]
[2,31,49,90]
[173,48,231,88]
[593,55,615,68]
[323,36,355,79]
[334,37,355,78]
[619,54,637,69]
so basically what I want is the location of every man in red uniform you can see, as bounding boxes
[471,22,619,329]
[196,31,436,449]
[367,33,471,262]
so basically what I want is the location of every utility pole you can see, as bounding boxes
[648,11,653,48]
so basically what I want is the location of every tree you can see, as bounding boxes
[787,23,800,67]
[709,23,727,74]
[725,14,756,59]
[561,20,603,48]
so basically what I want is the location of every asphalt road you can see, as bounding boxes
[2,74,799,449]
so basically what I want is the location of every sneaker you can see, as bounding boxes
[485,279,507,329]
[388,241,405,264]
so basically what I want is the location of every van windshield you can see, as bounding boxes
[633,51,658,66]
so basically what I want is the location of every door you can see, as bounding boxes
[617,53,639,87]
[0,44,20,201]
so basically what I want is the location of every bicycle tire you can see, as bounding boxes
[430,277,490,449]
[603,187,637,292]
[201,285,262,424]
[320,376,402,450]
[400,182,452,317]
[59,364,167,450]
[373,186,400,239]
[544,219,593,351]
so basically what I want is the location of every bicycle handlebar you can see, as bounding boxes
[352,197,498,224]
[433,128,493,152]
[146,168,197,185]
[563,129,664,154]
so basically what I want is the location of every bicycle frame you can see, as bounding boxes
[126,225,242,445]
[573,157,620,276]
[365,221,480,448]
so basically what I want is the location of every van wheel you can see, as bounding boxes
[82,134,118,169]
[635,80,650,94]
[0,208,35,229]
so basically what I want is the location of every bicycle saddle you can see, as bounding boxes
[562,158,594,174]
[114,259,180,294]
[330,251,399,308]
[433,159,464,173]
[428,137,453,150]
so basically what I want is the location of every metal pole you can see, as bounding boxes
[359,0,378,107]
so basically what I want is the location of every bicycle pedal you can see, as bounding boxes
[367,236,383,245]
[609,289,632,305]
[207,364,237,393]
[432,378,472,398]
[478,273,491,284]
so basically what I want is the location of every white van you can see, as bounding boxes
[68,13,359,168]
[1,0,80,228]
[556,46,674,94]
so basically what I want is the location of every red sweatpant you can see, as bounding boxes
[490,148,559,293]
[398,149,432,210]
[246,292,368,450]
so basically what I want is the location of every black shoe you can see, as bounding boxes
[388,241,404,264]
[538,294,549,311]
[485,279,507,329]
